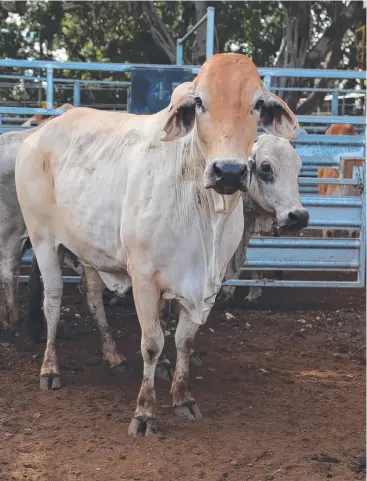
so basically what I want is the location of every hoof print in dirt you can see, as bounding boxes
[311,454,340,464]
[128,417,158,437]
[242,298,259,309]
[174,403,202,421]
[40,374,61,391]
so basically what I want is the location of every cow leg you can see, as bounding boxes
[216,271,241,306]
[171,309,202,421]
[245,271,263,304]
[128,275,164,437]
[33,243,63,390]
[26,251,44,343]
[155,299,174,382]
[83,265,129,374]
[0,242,24,331]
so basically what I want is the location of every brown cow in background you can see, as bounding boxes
[318,123,363,238]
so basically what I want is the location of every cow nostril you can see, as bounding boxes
[288,212,298,222]
[288,210,309,228]
[213,162,222,178]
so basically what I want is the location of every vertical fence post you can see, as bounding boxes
[176,43,184,66]
[127,87,131,112]
[46,66,54,110]
[331,90,339,115]
[263,74,272,91]
[73,80,81,107]
[206,7,215,60]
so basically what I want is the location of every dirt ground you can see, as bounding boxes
[0,283,365,481]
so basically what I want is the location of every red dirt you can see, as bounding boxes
[0,284,365,481]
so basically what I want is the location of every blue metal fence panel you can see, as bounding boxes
[1,58,365,288]
[244,237,360,271]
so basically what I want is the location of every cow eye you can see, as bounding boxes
[194,96,204,111]
[30,120,38,126]
[261,162,272,173]
[254,99,264,111]
[251,99,264,116]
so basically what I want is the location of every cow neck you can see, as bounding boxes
[209,189,242,295]
[175,133,242,294]
[243,190,275,234]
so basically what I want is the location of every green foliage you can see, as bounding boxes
[0,1,284,65]
[0,1,363,111]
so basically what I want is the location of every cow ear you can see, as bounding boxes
[161,89,196,142]
[257,89,299,140]
[25,114,43,126]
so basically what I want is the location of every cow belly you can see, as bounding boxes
[98,271,132,295]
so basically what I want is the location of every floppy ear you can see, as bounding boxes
[257,89,299,140]
[161,83,196,142]
[22,114,45,127]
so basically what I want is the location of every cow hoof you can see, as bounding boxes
[128,417,158,437]
[242,297,259,308]
[155,359,173,382]
[174,403,202,421]
[40,373,61,391]
[111,360,133,378]
[190,355,203,367]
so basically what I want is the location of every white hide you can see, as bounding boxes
[16,108,244,326]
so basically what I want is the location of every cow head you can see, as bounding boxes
[161,53,298,195]
[22,103,75,127]
[249,134,309,232]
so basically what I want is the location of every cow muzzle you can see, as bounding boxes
[204,159,250,195]
[281,209,309,231]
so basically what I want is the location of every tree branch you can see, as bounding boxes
[305,1,364,68]
[296,40,342,114]
[140,1,180,64]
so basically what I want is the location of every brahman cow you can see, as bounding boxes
[0,105,74,334]
[318,124,363,238]
[157,134,308,378]
[217,134,308,305]
[16,53,299,437]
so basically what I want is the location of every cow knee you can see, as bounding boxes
[142,329,164,364]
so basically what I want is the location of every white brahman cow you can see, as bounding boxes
[217,134,308,305]
[0,105,74,335]
[16,53,298,437]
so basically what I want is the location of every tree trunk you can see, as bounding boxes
[296,38,342,115]
[141,1,178,64]
[304,1,364,69]
[274,1,364,114]
[273,2,312,111]
[193,1,207,65]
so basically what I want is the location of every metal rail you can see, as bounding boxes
[1,57,365,288]
[0,57,365,118]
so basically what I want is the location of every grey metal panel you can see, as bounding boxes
[222,279,363,288]
[244,238,360,271]
[300,196,362,229]
[5,59,364,288]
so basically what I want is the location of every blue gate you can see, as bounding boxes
[0,59,365,289]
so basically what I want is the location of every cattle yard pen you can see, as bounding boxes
[0,58,365,290]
